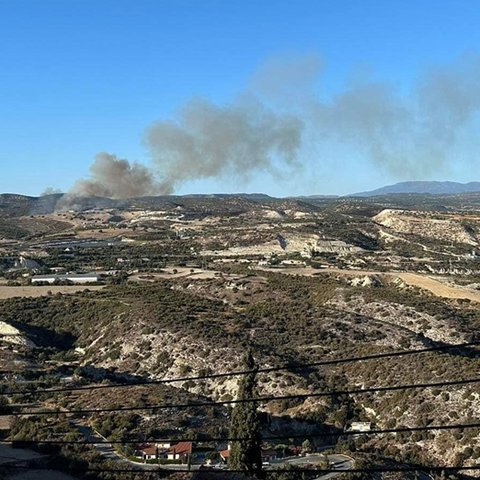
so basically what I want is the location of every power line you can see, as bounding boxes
[4,377,480,417]
[1,464,480,475]
[2,340,479,397]
[4,421,480,446]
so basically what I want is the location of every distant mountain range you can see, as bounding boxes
[351,181,480,197]
[1,181,480,217]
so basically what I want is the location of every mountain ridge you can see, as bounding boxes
[2,180,480,215]
[352,180,480,197]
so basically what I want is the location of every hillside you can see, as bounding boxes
[1,273,479,471]
[352,181,480,197]
[0,191,479,479]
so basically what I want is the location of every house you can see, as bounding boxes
[219,449,230,463]
[49,267,66,274]
[167,441,193,461]
[136,444,157,460]
[348,422,372,432]
[135,443,171,461]
[280,259,306,267]
[155,441,172,449]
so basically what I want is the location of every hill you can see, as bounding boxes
[352,181,480,197]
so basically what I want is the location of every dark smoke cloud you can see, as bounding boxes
[66,52,480,199]
[69,152,160,198]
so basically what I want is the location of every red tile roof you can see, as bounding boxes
[139,444,157,456]
[168,441,193,455]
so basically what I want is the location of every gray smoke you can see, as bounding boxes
[66,52,480,198]
[40,187,63,196]
[145,97,303,193]
[250,53,323,101]
[68,97,303,199]
[69,152,160,198]
[312,52,480,177]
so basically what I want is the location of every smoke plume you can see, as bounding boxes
[145,97,303,194]
[69,152,159,198]
[41,187,63,196]
[312,53,480,176]
[66,52,480,198]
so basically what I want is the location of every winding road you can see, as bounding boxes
[272,453,354,479]
[73,420,354,476]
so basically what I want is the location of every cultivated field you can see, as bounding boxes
[0,285,105,299]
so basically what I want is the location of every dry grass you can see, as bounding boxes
[0,285,104,299]
[257,266,480,302]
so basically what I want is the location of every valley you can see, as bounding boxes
[0,192,479,480]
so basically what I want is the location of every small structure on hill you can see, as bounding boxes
[31,273,101,284]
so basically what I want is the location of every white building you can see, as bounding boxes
[348,422,372,432]
[31,273,101,284]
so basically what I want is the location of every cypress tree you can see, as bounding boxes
[228,349,262,477]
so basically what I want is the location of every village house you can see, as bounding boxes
[219,448,230,463]
[280,259,306,267]
[135,441,172,461]
[167,441,193,461]
[136,444,158,461]
[348,421,372,432]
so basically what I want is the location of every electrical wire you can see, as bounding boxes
[2,340,478,397]
[3,377,479,417]
[3,421,480,446]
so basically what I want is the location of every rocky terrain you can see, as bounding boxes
[0,192,479,479]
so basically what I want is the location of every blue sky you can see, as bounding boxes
[1,0,479,196]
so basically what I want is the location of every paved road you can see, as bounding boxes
[272,453,354,479]
[73,420,354,476]
[271,453,355,480]
[72,420,161,470]
[72,420,202,471]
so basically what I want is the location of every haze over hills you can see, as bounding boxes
[352,181,480,197]
[3,181,480,218]
[1,180,480,478]
[2,180,480,213]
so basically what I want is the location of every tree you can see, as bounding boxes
[0,395,8,414]
[301,439,313,454]
[228,349,262,477]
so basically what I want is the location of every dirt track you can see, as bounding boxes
[395,272,480,302]
[257,266,480,303]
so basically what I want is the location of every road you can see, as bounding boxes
[73,422,354,476]
[72,420,160,470]
[272,453,354,479]
[73,420,204,471]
